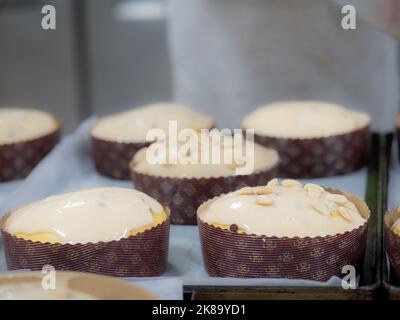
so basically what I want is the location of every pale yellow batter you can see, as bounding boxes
[198,179,367,237]
[242,101,370,138]
[0,108,58,144]
[5,187,167,244]
[131,131,279,178]
[91,102,214,143]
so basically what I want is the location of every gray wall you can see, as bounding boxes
[0,0,173,132]
[0,0,80,132]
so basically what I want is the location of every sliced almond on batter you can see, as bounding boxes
[254,186,273,195]
[267,178,279,187]
[282,179,302,188]
[256,195,274,206]
[310,199,330,216]
[337,207,353,222]
[235,158,247,167]
[326,194,348,206]
[304,183,325,198]
[331,207,352,222]
[239,187,254,195]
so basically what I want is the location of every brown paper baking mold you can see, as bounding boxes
[197,190,369,281]
[91,136,149,180]
[250,125,370,178]
[0,213,170,277]
[0,127,60,182]
[131,165,278,225]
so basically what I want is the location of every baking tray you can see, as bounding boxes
[187,134,383,300]
[0,122,382,300]
[382,132,400,299]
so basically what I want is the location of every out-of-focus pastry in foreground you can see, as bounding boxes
[0,271,157,300]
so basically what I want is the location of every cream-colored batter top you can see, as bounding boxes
[91,102,214,142]
[0,108,58,144]
[0,282,97,300]
[5,187,165,244]
[242,101,370,138]
[198,179,367,237]
[131,131,279,178]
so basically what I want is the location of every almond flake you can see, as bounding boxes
[254,186,273,195]
[239,187,254,196]
[304,183,324,198]
[337,207,353,222]
[282,179,302,188]
[331,208,352,222]
[326,194,348,206]
[235,158,247,167]
[267,178,279,187]
[310,199,330,216]
[256,195,274,206]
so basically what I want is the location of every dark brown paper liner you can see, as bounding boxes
[249,125,370,178]
[0,128,60,182]
[384,209,400,280]
[131,165,278,225]
[197,190,369,281]
[0,214,170,277]
[91,136,149,180]
[0,271,158,300]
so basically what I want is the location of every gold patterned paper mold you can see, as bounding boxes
[241,101,371,178]
[197,183,370,280]
[0,271,158,300]
[0,108,60,182]
[0,188,170,277]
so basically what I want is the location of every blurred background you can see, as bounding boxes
[0,0,399,132]
[0,0,173,132]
